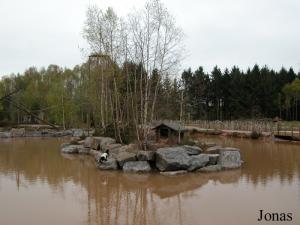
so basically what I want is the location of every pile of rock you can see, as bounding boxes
[0,128,90,138]
[60,137,243,174]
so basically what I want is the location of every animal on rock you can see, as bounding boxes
[98,150,109,163]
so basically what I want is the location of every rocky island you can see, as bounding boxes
[60,136,243,175]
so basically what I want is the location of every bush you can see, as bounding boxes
[97,124,135,144]
[102,124,115,138]
[94,127,104,136]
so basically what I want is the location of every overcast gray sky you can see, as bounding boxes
[1,0,300,76]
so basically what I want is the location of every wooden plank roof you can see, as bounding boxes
[152,121,187,132]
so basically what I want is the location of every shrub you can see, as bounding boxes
[93,127,104,136]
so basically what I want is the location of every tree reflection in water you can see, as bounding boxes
[0,137,299,225]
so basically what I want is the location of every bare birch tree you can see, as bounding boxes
[83,0,185,146]
[127,0,185,147]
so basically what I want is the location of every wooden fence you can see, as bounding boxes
[185,120,276,133]
[154,120,300,138]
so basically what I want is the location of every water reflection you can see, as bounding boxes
[198,136,300,185]
[0,137,299,225]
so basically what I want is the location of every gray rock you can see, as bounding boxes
[103,143,122,152]
[116,151,137,167]
[78,147,90,154]
[0,131,11,138]
[83,137,94,148]
[26,131,42,137]
[183,145,203,155]
[51,131,63,137]
[205,145,222,154]
[137,151,155,161]
[160,170,187,176]
[72,129,85,137]
[62,130,73,136]
[204,153,219,165]
[100,137,116,149]
[218,149,242,169]
[187,154,210,171]
[123,161,151,173]
[108,147,124,158]
[61,145,80,154]
[97,158,119,170]
[60,142,70,149]
[155,147,190,171]
[93,137,116,151]
[11,128,26,137]
[198,164,222,172]
[219,147,240,153]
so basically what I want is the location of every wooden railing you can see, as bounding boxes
[153,120,300,138]
[185,120,276,133]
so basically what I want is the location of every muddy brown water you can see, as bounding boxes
[0,137,299,225]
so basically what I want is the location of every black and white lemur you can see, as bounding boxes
[98,150,109,163]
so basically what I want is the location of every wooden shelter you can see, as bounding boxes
[152,122,187,143]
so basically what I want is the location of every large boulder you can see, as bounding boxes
[187,154,210,171]
[116,151,137,167]
[100,137,116,150]
[155,147,190,171]
[218,148,242,169]
[123,161,151,173]
[103,143,122,153]
[61,145,81,154]
[198,164,222,172]
[83,137,94,148]
[137,151,155,161]
[108,145,125,158]
[123,143,140,154]
[183,145,203,155]
[106,144,137,159]
[97,158,119,170]
[93,137,116,150]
